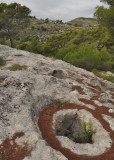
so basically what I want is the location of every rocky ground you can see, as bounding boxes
[0,44,114,160]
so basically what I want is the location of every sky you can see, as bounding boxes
[0,0,108,22]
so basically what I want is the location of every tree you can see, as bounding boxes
[0,3,31,48]
[94,0,114,36]
[45,18,49,23]
[100,0,114,7]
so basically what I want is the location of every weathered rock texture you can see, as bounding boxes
[0,44,114,160]
[53,109,112,156]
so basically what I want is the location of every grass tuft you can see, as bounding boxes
[9,64,27,71]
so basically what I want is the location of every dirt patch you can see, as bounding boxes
[0,78,5,83]
[76,79,84,84]
[88,84,102,92]
[88,87,101,95]
[79,98,96,107]
[71,84,85,95]
[38,103,114,160]
[108,100,114,105]
[0,132,33,160]
[67,70,75,77]
[81,74,89,79]
[91,96,105,103]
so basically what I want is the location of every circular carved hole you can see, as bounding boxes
[54,113,94,144]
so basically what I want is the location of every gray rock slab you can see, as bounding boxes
[0,44,114,159]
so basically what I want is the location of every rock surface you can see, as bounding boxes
[0,44,114,160]
[53,109,112,156]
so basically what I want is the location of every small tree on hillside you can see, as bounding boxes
[0,3,31,48]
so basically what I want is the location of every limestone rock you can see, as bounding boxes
[0,44,114,160]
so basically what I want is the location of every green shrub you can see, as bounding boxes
[0,38,7,45]
[103,75,114,83]
[43,27,113,72]
[64,43,102,71]
[76,120,96,144]
[83,121,96,143]
[45,18,49,23]
[0,56,6,66]
[17,36,43,54]
[92,68,101,77]
[92,69,114,83]
[40,26,47,31]
[9,64,27,71]
[111,69,114,73]
[31,26,35,30]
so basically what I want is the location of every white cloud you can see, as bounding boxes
[1,0,108,22]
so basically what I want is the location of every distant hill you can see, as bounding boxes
[19,17,76,42]
[67,17,98,27]
[0,16,98,44]
[18,17,98,42]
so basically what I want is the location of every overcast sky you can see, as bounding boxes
[1,0,107,22]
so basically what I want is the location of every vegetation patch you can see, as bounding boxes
[92,69,114,83]
[9,64,27,71]
[0,56,6,66]
[54,100,65,109]
[103,75,114,83]
[0,132,33,160]
[46,110,52,115]
[76,121,96,144]
[71,85,85,95]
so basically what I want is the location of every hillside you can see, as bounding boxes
[15,17,98,43]
[67,17,98,27]
[18,17,76,42]
[41,27,114,75]
[0,16,99,45]
[0,44,114,160]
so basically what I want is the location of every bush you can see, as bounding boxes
[17,36,43,54]
[92,68,101,77]
[56,44,77,60]
[31,26,35,30]
[76,120,96,144]
[40,26,47,31]
[92,69,114,83]
[0,56,5,66]
[43,27,113,72]
[0,38,7,45]
[103,75,114,83]
[45,18,49,23]
[64,43,102,71]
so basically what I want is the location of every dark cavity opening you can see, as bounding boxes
[55,113,94,143]
[52,70,66,79]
